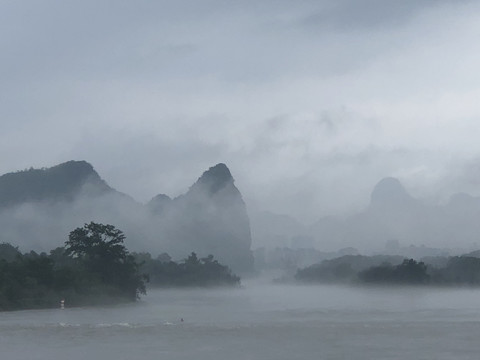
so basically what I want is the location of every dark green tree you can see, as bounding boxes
[0,243,21,262]
[65,222,146,300]
[65,222,127,263]
[393,259,429,284]
[359,259,429,285]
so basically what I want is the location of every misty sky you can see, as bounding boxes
[2,0,480,222]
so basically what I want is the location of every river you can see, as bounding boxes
[1,280,480,359]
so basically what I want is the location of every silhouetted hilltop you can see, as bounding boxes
[149,163,254,273]
[190,163,234,195]
[0,160,111,207]
[370,177,415,209]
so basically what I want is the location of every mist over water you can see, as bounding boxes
[2,282,480,360]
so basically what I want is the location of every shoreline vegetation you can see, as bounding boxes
[4,222,480,312]
[0,222,240,312]
[295,255,480,286]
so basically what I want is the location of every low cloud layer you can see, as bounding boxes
[2,0,480,221]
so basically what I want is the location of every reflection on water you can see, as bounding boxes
[1,281,480,359]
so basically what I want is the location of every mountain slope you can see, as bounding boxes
[0,161,254,273]
[148,163,254,273]
[0,160,112,207]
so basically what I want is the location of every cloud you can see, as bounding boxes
[2,0,480,222]
[299,0,470,32]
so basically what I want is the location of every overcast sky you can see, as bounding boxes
[2,0,480,222]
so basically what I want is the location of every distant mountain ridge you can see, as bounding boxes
[0,161,112,207]
[4,161,480,268]
[0,161,254,273]
[252,176,480,256]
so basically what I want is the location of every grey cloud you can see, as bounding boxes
[0,1,210,85]
[299,0,471,32]
[1,0,480,226]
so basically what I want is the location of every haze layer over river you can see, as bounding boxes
[2,281,480,360]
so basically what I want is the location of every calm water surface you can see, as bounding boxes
[1,280,480,359]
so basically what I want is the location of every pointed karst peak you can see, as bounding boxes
[370,177,413,207]
[192,163,234,194]
[202,163,233,181]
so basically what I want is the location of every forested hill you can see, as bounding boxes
[0,161,254,274]
[0,160,112,207]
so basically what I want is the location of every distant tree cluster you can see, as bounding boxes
[429,256,480,285]
[133,252,240,287]
[295,255,404,284]
[359,259,429,284]
[296,254,480,286]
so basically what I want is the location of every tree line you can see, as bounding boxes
[0,222,240,311]
[296,254,480,286]
[133,252,240,287]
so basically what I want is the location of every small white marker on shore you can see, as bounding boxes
[60,299,65,310]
